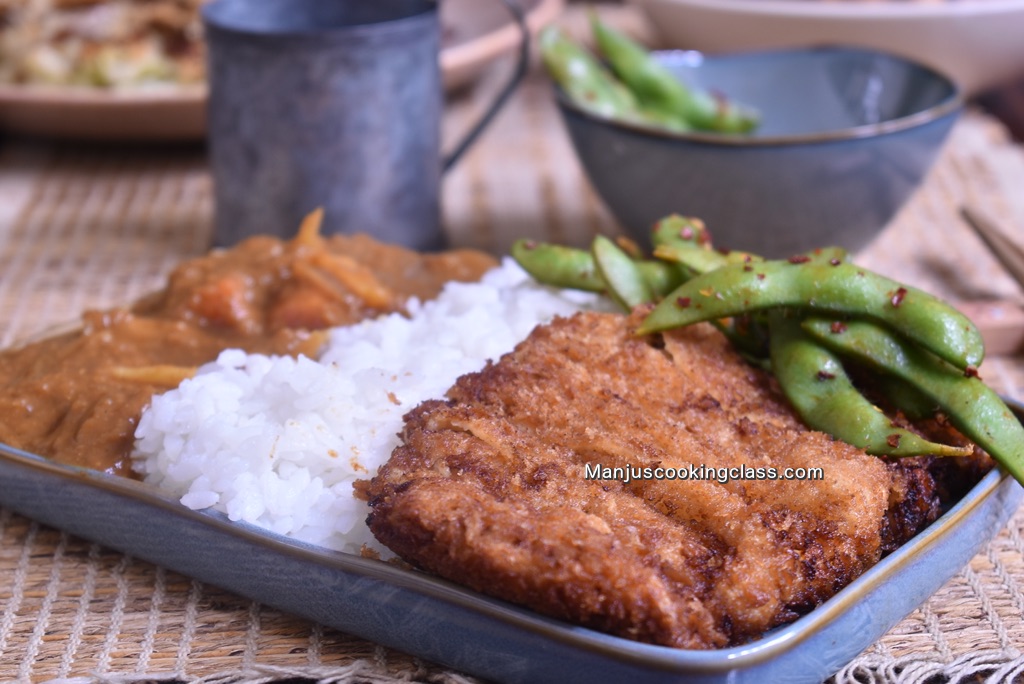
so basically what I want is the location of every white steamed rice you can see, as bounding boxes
[131,258,610,555]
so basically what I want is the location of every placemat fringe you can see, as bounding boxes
[833,650,1024,683]
[39,661,485,684]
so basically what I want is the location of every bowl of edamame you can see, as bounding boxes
[542,21,963,259]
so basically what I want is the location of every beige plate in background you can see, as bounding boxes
[0,0,563,142]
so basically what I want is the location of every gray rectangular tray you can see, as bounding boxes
[0,435,1019,683]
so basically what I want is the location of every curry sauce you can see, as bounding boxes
[0,223,496,477]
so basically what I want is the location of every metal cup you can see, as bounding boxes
[203,0,527,250]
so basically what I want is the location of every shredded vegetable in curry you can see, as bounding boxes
[0,211,496,476]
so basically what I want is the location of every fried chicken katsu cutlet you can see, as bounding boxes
[366,310,981,649]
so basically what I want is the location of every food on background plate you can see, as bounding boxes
[0,0,521,91]
[0,0,206,87]
[0,211,1010,648]
[540,17,760,135]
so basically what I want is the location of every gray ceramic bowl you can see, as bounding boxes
[556,45,963,258]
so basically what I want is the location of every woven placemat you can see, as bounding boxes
[2,8,1024,682]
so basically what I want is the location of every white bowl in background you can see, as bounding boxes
[626,0,1024,96]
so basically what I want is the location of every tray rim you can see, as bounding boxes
[0,421,1018,675]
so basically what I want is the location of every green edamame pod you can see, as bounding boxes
[651,243,842,275]
[539,27,690,133]
[590,16,759,133]
[592,235,652,311]
[873,374,940,422]
[648,215,708,284]
[768,312,972,458]
[802,317,1024,484]
[653,243,762,275]
[634,106,694,134]
[805,246,849,265]
[539,26,638,121]
[511,239,682,297]
[637,259,985,370]
[650,243,768,357]
[651,214,713,250]
[637,259,685,298]
[511,239,605,292]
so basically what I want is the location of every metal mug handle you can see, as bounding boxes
[441,0,531,173]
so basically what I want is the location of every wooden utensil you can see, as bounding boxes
[959,205,1024,356]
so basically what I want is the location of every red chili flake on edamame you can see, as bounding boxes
[788,255,811,264]
[886,434,902,448]
[890,287,907,308]
[681,227,694,240]
[676,296,692,309]
[523,240,537,250]
[830,321,848,334]
[964,366,980,378]
[817,370,835,381]
[830,258,841,266]
[756,273,766,280]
